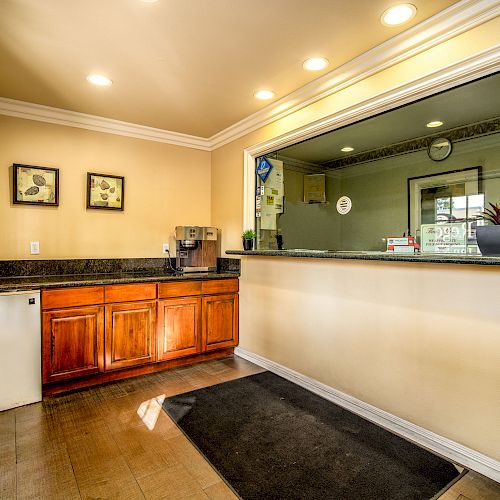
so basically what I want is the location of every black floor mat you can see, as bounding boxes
[163,371,461,500]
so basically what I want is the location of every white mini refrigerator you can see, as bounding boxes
[0,290,42,411]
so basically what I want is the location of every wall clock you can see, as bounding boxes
[428,137,452,161]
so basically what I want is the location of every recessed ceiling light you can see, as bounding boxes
[303,57,329,71]
[140,0,159,3]
[381,4,417,26]
[86,74,113,86]
[341,146,354,152]
[426,120,444,128]
[254,90,275,100]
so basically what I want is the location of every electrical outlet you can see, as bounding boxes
[162,243,170,254]
[30,241,40,255]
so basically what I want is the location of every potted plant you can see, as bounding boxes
[476,202,500,256]
[242,229,256,251]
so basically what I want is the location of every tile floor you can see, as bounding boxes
[0,355,498,499]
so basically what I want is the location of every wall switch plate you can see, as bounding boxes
[162,243,170,254]
[30,241,40,255]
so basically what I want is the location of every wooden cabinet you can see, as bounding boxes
[105,301,156,370]
[202,293,239,351]
[42,306,104,383]
[157,297,201,361]
[41,278,238,391]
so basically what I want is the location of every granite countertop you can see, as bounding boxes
[0,270,239,293]
[226,249,500,266]
[0,257,240,292]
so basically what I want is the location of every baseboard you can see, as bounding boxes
[234,347,500,482]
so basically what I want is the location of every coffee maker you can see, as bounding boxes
[175,226,218,273]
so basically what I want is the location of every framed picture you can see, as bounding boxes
[87,172,124,210]
[13,164,59,206]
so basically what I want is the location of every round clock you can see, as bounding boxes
[428,137,452,161]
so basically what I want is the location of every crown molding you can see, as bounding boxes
[0,1,498,152]
[209,0,500,150]
[0,97,212,151]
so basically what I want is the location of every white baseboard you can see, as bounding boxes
[234,347,500,483]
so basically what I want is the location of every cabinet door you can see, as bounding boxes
[202,293,239,352]
[105,301,156,371]
[157,297,201,361]
[42,306,104,384]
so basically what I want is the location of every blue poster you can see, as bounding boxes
[256,157,273,183]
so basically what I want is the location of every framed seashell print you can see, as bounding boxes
[87,172,124,210]
[13,163,59,206]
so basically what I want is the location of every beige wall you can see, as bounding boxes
[0,116,211,259]
[211,17,500,460]
[240,257,500,460]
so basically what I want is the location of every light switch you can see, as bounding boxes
[30,241,40,255]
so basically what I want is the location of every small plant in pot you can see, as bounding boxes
[476,202,500,256]
[242,229,256,251]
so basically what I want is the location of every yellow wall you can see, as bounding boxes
[211,17,500,461]
[0,116,211,259]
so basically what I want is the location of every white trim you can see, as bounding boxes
[234,347,500,482]
[242,45,500,229]
[0,97,211,151]
[0,1,498,152]
[210,0,500,150]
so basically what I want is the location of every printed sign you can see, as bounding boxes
[256,157,273,183]
[421,223,467,254]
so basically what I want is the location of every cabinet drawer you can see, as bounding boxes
[202,279,239,295]
[158,281,202,299]
[105,283,157,303]
[42,286,104,310]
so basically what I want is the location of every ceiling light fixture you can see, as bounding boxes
[254,90,275,100]
[140,0,159,3]
[426,120,444,128]
[86,74,113,86]
[381,4,417,26]
[341,146,354,152]
[303,57,329,71]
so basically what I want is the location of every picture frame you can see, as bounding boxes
[13,163,59,206]
[87,172,124,210]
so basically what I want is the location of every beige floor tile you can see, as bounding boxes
[0,463,16,499]
[183,492,210,500]
[451,471,500,500]
[167,434,221,489]
[136,463,206,500]
[125,447,176,480]
[66,425,122,471]
[203,481,239,500]
[16,447,80,500]
[74,456,145,500]
[0,441,16,468]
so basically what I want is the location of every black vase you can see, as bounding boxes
[242,238,254,251]
[476,225,500,256]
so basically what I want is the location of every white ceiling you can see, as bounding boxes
[278,72,500,164]
[0,0,459,138]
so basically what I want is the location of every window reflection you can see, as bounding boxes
[255,72,500,257]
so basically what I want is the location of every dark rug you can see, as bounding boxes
[163,371,461,500]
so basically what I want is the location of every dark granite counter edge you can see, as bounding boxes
[0,272,240,293]
[226,250,500,266]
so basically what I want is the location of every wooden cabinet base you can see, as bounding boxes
[42,348,234,395]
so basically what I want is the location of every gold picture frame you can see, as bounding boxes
[13,163,59,206]
[87,172,124,210]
